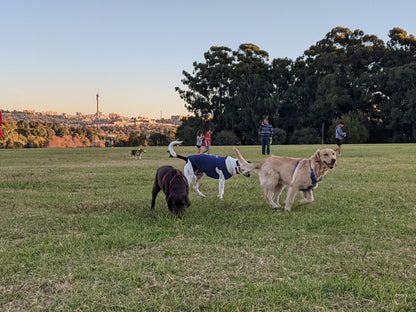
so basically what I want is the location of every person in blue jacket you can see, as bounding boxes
[335,122,346,156]
[259,117,273,155]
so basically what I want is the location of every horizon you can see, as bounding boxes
[1,107,186,120]
[1,0,415,119]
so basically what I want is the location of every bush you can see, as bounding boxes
[330,112,369,144]
[214,130,238,145]
[272,128,287,144]
[148,133,169,146]
[128,132,147,146]
[27,135,46,148]
[290,127,320,144]
[175,117,215,145]
[44,135,85,148]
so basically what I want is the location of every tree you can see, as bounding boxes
[272,128,287,145]
[148,133,169,146]
[51,123,70,137]
[0,120,28,148]
[27,135,46,148]
[384,63,416,142]
[114,131,129,147]
[214,130,238,145]
[44,135,84,148]
[176,46,235,121]
[230,44,275,143]
[387,27,416,57]
[128,132,146,146]
[175,116,215,146]
[330,112,369,144]
[174,27,416,144]
[300,27,387,130]
[176,44,276,144]
[289,128,320,144]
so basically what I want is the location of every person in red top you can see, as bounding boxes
[203,129,212,154]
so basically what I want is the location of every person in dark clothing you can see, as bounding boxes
[259,117,273,155]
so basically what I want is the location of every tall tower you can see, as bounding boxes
[96,92,100,117]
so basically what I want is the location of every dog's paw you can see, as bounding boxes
[217,194,223,199]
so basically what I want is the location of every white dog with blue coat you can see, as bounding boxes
[168,141,250,199]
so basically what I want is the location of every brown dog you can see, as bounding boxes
[151,165,191,218]
[234,148,337,211]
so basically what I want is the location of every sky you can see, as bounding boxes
[1,0,415,119]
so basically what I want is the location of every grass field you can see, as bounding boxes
[1,144,415,311]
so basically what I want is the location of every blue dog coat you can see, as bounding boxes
[187,154,232,180]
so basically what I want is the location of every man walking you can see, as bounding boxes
[260,117,273,155]
[335,122,346,156]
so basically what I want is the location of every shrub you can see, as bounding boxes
[44,135,85,148]
[214,130,239,145]
[330,112,369,144]
[148,133,169,146]
[272,128,287,144]
[290,127,320,144]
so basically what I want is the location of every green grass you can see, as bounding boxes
[1,144,415,311]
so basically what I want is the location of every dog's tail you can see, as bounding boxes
[168,141,188,161]
[233,148,256,171]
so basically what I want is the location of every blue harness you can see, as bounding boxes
[294,160,322,192]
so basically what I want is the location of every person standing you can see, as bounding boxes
[335,122,346,156]
[203,129,212,154]
[196,130,204,154]
[260,117,273,155]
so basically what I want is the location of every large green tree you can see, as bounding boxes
[176,44,275,144]
[175,116,215,146]
[176,46,235,121]
[176,27,416,144]
[230,44,275,143]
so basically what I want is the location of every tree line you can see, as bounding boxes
[0,120,174,148]
[175,27,416,145]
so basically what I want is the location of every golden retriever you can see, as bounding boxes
[234,148,337,211]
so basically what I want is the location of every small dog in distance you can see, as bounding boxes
[131,147,146,159]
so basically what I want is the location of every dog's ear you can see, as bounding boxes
[186,196,191,208]
[315,149,321,162]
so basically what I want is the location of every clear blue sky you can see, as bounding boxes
[1,0,415,119]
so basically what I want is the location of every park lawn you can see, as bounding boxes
[0,144,415,311]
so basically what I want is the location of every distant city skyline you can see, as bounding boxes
[1,0,415,119]
[2,92,186,119]
[4,107,182,120]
